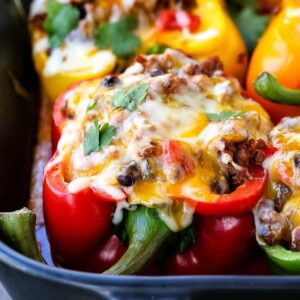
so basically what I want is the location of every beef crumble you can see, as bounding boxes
[221,138,267,189]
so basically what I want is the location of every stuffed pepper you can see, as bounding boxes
[43,50,272,274]
[255,116,300,274]
[29,0,247,102]
[246,0,300,123]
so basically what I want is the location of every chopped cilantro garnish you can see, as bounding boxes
[112,83,149,111]
[86,98,97,112]
[146,44,167,55]
[206,110,246,122]
[83,120,116,156]
[44,1,80,48]
[94,15,141,58]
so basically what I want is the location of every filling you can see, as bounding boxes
[256,117,300,251]
[55,50,272,231]
[29,0,202,76]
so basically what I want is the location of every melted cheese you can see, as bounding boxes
[55,50,272,231]
[264,117,300,193]
[263,117,300,227]
[43,34,116,77]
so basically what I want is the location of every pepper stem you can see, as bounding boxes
[0,208,45,263]
[104,206,173,275]
[254,72,300,106]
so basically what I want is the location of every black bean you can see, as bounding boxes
[210,178,230,195]
[294,154,300,168]
[150,68,165,77]
[274,183,292,211]
[117,175,136,187]
[101,76,120,88]
[117,161,141,187]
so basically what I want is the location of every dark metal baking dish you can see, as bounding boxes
[1,0,300,299]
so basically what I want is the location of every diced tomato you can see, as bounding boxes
[156,9,200,32]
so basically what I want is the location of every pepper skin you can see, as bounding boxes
[151,0,248,81]
[43,152,120,265]
[246,0,300,123]
[193,167,267,217]
[258,243,300,275]
[165,213,256,275]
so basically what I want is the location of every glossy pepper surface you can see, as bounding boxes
[246,0,300,123]
[165,213,256,275]
[43,152,119,265]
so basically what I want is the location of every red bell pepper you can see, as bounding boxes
[165,213,256,275]
[43,151,120,265]
[155,9,200,32]
[194,167,267,217]
[52,81,84,151]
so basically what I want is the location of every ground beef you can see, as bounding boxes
[187,57,223,77]
[136,51,223,79]
[274,183,292,211]
[226,163,249,188]
[257,199,292,246]
[221,138,267,188]
[224,138,267,168]
[138,142,162,158]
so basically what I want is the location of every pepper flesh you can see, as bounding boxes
[246,0,300,123]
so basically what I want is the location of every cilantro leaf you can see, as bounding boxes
[86,98,97,112]
[83,120,100,156]
[83,120,116,156]
[99,123,116,147]
[146,44,167,55]
[112,83,149,111]
[44,1,80,48]
[94,15,141,58]
[206,110,246,122]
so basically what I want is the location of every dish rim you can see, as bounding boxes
[1,241,300,290]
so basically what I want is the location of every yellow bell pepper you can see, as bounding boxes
[30,0,247,103]
[246,0,300,124]
[143,0,247,81]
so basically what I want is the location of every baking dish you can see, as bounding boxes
[1,0,300,299]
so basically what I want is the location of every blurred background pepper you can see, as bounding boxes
[246,0,300,123]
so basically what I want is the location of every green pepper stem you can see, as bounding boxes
[104,206,172,275]
[254,72,300,106]
[0,208,45,263]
